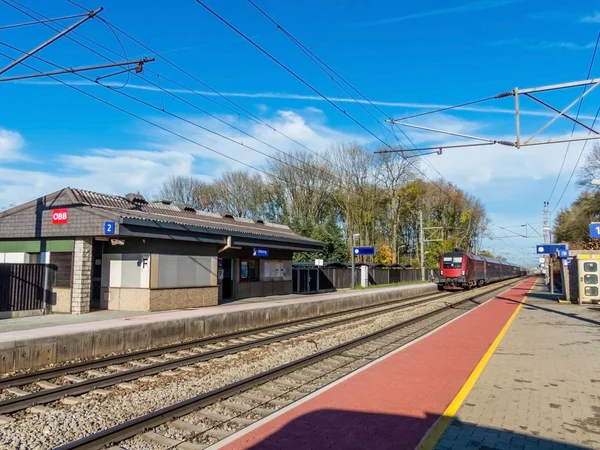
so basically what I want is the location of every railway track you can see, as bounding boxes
[54,279,523,450]
[0,290,454,415]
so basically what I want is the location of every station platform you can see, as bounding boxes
[212,277,600,450]
[0,282,436,373]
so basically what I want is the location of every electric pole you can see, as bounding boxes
[419,210,425,281]
[0,7,154,84]
[543,201,550,287]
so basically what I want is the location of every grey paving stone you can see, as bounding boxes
[435,281,600,450]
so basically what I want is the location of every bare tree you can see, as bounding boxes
[267,150,335,225]
[156,175,201,206]
[577,143,600,188]
[212,170,266,218]
[374,150,417,262]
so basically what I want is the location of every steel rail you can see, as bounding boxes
[55,280,523,450]
[0,292,453,414]
[0,290,449,390]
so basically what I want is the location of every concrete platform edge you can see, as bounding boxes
[0,284,437,373]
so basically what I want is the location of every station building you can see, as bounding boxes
[0,188,323,314]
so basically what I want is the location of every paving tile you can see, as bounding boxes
[434,280,600,450]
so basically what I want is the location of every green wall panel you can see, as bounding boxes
[0,239,74,253]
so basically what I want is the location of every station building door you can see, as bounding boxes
[221,258,233,300]
[91,239,104,310]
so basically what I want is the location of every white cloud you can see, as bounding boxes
[0,110,369,206]
[0,128,24,160]
[581,12,600,23]
[355,0,521,27]
[419,133,594,189]
[532,41,596,50]
[17,80,598,121]
[0,149,198,207]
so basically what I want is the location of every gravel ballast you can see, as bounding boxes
[0,291,495,449]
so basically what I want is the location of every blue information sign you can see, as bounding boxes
[556,249,569,259]
[353,246,375,256]
[104,221,115,235]
[590,223,600,238]
[253,248,269,257]
[536,243,567,255]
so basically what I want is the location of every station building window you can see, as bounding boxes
[240,259,260,282]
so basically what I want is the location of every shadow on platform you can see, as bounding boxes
[495,295,600,327]
[525,291,562,302]
[241,409,592,449]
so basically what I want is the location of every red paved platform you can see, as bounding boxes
[216,278,537,450]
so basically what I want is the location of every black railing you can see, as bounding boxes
[293,267,439,293]
[0,264,56,312]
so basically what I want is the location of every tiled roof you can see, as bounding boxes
[69,188,319,244]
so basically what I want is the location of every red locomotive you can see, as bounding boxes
[438,248,525,291]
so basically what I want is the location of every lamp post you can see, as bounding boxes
[351,233,359,289]
[591,179,600,186]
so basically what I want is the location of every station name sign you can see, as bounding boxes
[353,246,375,256]
[253,248,269,257]
[51,208,68,224]
[536,244,568,256]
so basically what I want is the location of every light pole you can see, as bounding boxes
[351,233,359,289]
[591,179,600,186]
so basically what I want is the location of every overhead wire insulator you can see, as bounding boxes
[494,91,514,99]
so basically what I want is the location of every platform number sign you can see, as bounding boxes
[591,223,600,239]
[51,208,68,224]
[104,221,116,235]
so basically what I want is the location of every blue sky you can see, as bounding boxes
[1,0,600,266]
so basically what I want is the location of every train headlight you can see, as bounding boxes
[462,271,465,275]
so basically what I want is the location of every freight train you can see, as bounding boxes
[438,248,526,291]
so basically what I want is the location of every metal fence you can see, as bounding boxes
[0,264,56,313]
[293,267,440,294]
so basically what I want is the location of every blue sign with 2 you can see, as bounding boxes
[590,223,600,238]
[253,248,269,257]
[104,221,115,235]
[353,246,375,256]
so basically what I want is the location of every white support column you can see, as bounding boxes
[71,237,93,314]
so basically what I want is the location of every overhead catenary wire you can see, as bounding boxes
[0,12,88,30]
[0,49,275,179]
[0,40,362,199]
[247,0,413,149]
[9,0,533,262]
[60,0,370,182]
[547,31,600,203]
[0,48,368,203]
[194,0,535,261]
[244,0,454,183]
[0,1,367,197]
[551,106,600,215]
[391,96,499,121]
[193,0,407,155]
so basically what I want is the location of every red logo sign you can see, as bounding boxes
[51,208,69,224]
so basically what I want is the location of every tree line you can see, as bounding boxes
[554,143,600,249]
[157,142,488,268]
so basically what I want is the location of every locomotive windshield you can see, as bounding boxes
[443,256,462,268]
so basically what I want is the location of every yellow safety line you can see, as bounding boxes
[418,279,537,450]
